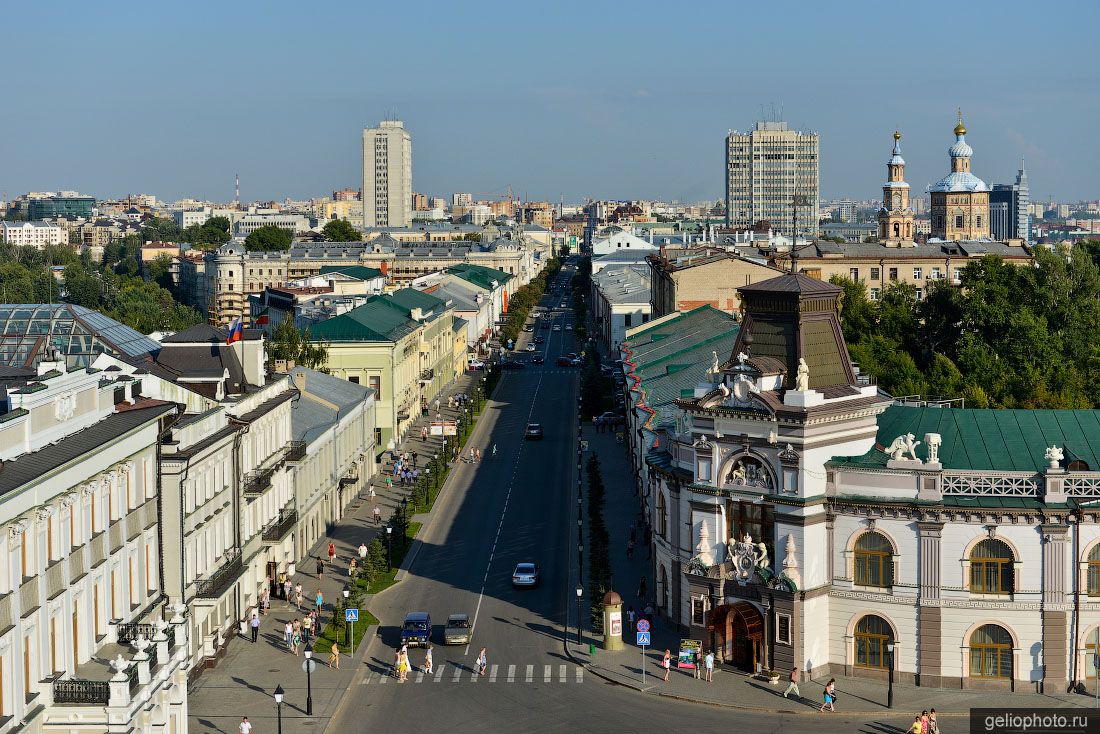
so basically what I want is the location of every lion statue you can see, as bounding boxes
[885,433,921,462]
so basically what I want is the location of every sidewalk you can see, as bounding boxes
[187,368,487,734]
[566,428,1095,716]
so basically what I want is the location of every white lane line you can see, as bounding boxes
[452,666,462,683]
[489,664,498,682]
[576,667,583,683]
[470,670,479,683]
[379,673,388,684]
[507,664,515,682]
[525,664,533,683]
[559,664,566,683]
[543,664,551,683]
[416,671,424,683]
[434,665,445,682]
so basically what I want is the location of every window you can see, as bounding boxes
[955,215,964,229]
[970,538,1014,595]
[775,613,792,645]
[849,268,859,280]
[348,376,360,384]
[953,268,962,282]
[931,267,942,279]
[1087,628,1100,679]
[854,532,894,588]
[1088,545,1100,596]
[870,267,880,280]
[888,268,898,281]
[854,615,893,669]
[368,376,381,394]
[976,215,983,228]
[656,492,668,539]
[915,288,923,301]
[913,267,923,280]
[970,624,1012,678]
[870,288,880,301]
[624,314,632,327]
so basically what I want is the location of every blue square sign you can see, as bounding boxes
[345,608,359,622]
[636,631,651,646]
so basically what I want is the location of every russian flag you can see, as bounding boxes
[226,317,244,344]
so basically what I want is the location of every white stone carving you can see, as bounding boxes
[695,519,714,567]
[718,383,730,400]
[54,392,76,422]
[710,350,720,376]
[729,534,758,585]
[169,603,187,624]
[1045,445,1064,470]
[35,507,55,523]
[60,493,79,509]
[8,519,28,538]
[886,433,922,462]
[131,635,151,655]
[782,534,800,587]
[755,542,769,571]
[736,351,749,367]
[795,358,810,391]
[109,655,130,676]
[924,433,942,464]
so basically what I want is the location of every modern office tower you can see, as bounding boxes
[725,120,819,237]
[990,165,1031,242]
[362,120,412,227]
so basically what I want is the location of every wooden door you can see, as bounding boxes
[72,611,79,670]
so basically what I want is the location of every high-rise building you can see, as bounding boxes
[835,199,857,223]
[877,131,915,245]
[724,121,819,237]
[929,113,990,240]
[990,165,1030,242]
[362,120,412,227]
[452,192,473,208]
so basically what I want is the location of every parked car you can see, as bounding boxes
[533,335,545,344]
[596,411,620,424]
[524,423,543,439]
[525,343,536,352]
[532,354,544,364]
[512,563,540,588]
[468,359,486,370]
[556,356,574,367]
[502,360,525,370]
[523,325,534,332]
[444,614,473,645]
[553,325,562,332]
[565,324,573,331]
[401,612,431,647]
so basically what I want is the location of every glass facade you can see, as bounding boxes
[26,197,95,219]
[0,304,160,368]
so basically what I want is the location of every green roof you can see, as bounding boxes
[308,296,418,343]
[831,404,1100,473]
[447,264,512,290]
[319,265,384,281]
[387,288,447,320]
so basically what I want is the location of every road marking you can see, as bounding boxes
[543,664,551,683]
[452,666,462,683]
[559,664,566,683]
[489,664,498,682]
[360,672,373,685]
[416,671,424,683]
[471,669,479,682]
[379,673,388,684]
[576,667,583,683]
[434,665,444,682]
[507,664,515,682]
[526,664,533,683]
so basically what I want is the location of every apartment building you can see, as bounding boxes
[0,221,64,248]
[362,120,412,228]
[647,249,783,318]
[725,121,820,235]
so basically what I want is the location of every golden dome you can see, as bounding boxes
[893,130,901,141]
[954,109,966,136]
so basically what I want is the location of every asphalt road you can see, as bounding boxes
[328,268,918,733]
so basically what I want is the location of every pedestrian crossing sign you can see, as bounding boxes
[346,608,359,622]
[636,631,651,646]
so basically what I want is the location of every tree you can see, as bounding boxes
[830,276,875,345]
[321,219,360,242]
[461,232,482,242]
[245,225,292,251]
[141,217,183,243]
[63,265,103,308]
[268,318,328,369]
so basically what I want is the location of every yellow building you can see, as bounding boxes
[877,132,915,245]
[930,114,990,241]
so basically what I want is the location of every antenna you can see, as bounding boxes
[235,173,240,207]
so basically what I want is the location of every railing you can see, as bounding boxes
[286,441,307,462]
[166,625,177,649]
[117,622,158,644]
[339,471,358,487]
[262,510,297,542]
[195,549,243,599]
[942,473,1039,497]
[53,678,110,705]
[244,466,276,495]
[147,641,159,670]
[127,662,139,692]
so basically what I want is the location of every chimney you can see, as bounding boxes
[234,334,267,387]
[293,368,307,394]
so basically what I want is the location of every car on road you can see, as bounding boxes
[565,324,573,331]
[553,325,561,331]
[556,356,573,367]
[524,423,543,439]
[540,322,550,330]
[501,361,525,370]
[525,343,536,352]
[596,411,620,424]
[444,614,473,645]
[533,335,545,344]
[512,563,540,588]
[467,359,485,370]
[401,612,431,647]
[523,325,534,332]
[531,354,544,364]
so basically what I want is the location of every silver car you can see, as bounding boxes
[512,562,540,588]
[444,613,472,645]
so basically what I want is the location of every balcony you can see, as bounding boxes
[262,509,298,543]
[53,678,110,705]
[339,470,358,487]
[116,622,158,644]
[244,466,276,496]
[420,368,434,381]
[195,549,243,599]
[286,440,307,462]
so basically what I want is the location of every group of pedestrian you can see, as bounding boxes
[449,393,471,409]
[393,643,435,682]
[283,615,317,656]
[391,451,419,486]
[908,710,939,733]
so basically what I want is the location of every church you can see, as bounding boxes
[641,270,1100,691]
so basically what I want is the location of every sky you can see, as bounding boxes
[2,0,1099,205]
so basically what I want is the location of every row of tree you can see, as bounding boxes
[499,257,563,344]
[833,241,1100,408]
[140,215,361,252]
[587,453,612,632]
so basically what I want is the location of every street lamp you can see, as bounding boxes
[273,685,284,734]
[886,641,895,709]
[385,524,393,570]
[708,583,719,659]
[303,649,314,715]
[575,585,584,644]
[342,585,351,651]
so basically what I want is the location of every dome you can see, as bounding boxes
[954,119,966,136]
[889,131,905,165]
[602,590,623,606]
[949,135,973,159]
[929,171,989,193]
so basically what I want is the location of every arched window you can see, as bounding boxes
[1086,628,1100,680]
[658,566,669,611]
[854,615,893,669]
[854,532,894,588]
[970,624,1012,679]
[970,539,1014,595]
[1088,545,1100,596]
[893,223,900,238]
[656,492,668,540]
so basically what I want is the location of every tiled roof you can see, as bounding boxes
[319,265,384,281]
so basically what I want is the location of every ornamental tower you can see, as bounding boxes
[878,131,914,246]
[929,112,990,241]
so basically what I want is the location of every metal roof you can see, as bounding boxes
[0,304,160,368]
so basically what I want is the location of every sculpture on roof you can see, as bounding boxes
[886,433,921,463]
[795,358,810,391]
[755,541,769,571]
[711,350,720,377]
[1045,445,1064,470]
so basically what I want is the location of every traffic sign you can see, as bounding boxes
[637,631,651,646]
[345,608,359,622]
[301,658,317,674]
[636,619,650,633]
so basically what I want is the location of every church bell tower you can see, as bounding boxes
[878,131,914,246]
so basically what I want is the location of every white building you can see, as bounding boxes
[591,265,651,352]
[0,360,190,732]
[362,120,412,228]
[233,214,311,236]
[725,121,820,235]
[590,227,658,257]
[1,221,65,248]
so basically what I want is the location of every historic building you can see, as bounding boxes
[930,114,990,241]
[878,132,915,245]
[641,271,1100,691]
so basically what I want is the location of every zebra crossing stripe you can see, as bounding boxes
[379,673,388,684]
[470,669,479,682]
[452,666,462,683]
[543,664,551,683]
[416,671,424,683]
[558,664,566,683]
[525,664,533,683]
[507,664,516,682]
[489,664,498,682]
[434,665,445,682]
[576,667,583,683]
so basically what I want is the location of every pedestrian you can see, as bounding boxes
[474,447,481,463]
[250,612,260,643]
[283,620,293,652]
[399,651,409,682]
[626,538,635,559]
[301,616,310,646]
[693,649,701,679]
[637,575,647,601]
[294,583,303,611]
[782,666,800,698]
[316,556,324,578]
[261,588,270,615]
[468,448,475,463]
[291,625,302,657]
[661,649,671,682]
[349,558,358,577]
[283,579,293,608]
[626,606,635,629]
[369,485,376,500]
[412,451,418,466]
[477,647,488,676]
[928,709,939,734]
[434,398,440,412]
[239,716,253,734]
[393,648,401,678]
[329,641,340,668]
[909,716,923,734]
[385,475,392,491]
[921,710,930,734]
[373,505,382,524]
[315,589,324,611]
[704,650,715,682]
[358,542,368,562]
[820,678,836,712]
[327,541,336,564]
[424,644,434,674]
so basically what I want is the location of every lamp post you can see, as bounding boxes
[342,585,351,652]
[708,582,719,658]
[303,650,314,715]
[886,641,895,709]
[575,585,584,644]
[273,685,284,734]
[385,524,393,570]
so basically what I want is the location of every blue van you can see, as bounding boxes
[401,612,431,647]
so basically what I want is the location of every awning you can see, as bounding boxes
[396,411,410,421]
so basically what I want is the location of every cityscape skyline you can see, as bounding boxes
[2,1,1099,205]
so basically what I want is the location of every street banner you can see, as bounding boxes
[677,639,701,669]
[609,610,622,637]
[431,420,457,436]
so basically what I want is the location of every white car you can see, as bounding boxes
[525,343,536,352]
[467,359,485,370]
[553,325,561,332]
[565,324,573,331]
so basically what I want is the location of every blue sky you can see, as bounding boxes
[3,0,1098,204]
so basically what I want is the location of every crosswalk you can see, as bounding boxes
[360,663,584,685]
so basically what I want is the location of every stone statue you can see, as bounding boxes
[737,351,749,366]
[718,383,730,399]
[795,358,810,391]
[886,433,921,462]
[711,350,720,376]
[782,534,800,587]
[728,461,746,484]
[695,519,714,567]
[755,542,769,570]
[1045,445,1064,470]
